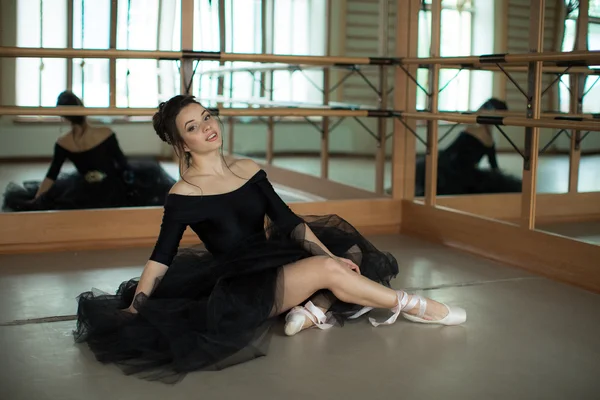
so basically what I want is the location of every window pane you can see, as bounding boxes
[72,59,110,107]
[559,21,599,112]
[116,60,158,107]
[562,19,576,51]
[16,0,67,106]
[194,0,219,51]
[417,9,472,111]
[589,22,600,51]
[440,10,471,56]
[227,0,261,53]
[582,76,600,113]
[117,0,159,50]
[416,69,429,110]
[158,61,182,102]
[41,59,68,106]
[417,11,431,57]
[439,69,470,111]
[15,58,41,106]
[194,60,221,106]
[590,0,600,18]
[73,0,110,49]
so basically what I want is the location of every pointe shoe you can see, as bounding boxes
[348,291,466,327]
[400,294,466,326]
[284,301,334,336]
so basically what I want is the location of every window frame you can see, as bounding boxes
[416,1,476,112]
[13,0,326,124]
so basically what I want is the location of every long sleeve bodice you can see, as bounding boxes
[149,170,304,266]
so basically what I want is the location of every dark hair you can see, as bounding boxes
[479,98,508,111]
[152,95,234,187]
[56,90,86,126]
[152,95,203,170]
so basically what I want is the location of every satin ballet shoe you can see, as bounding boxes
[284,301,334,336]
[348,291,466,327]
[400,294,466,326]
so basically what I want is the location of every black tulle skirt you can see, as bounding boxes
[1,160,176,212]
[73,215,399,383]
[413,155,522,196]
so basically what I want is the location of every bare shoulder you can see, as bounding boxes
[55,132,72,147]
[169,179,202,196]
[93,126,115,141]
[229,159,262,179]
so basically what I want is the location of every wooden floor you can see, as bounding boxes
[538,219,600,245]
[1,153,599,398]
[1,234,599,399]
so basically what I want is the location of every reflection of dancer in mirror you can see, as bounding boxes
[2,91,175,211]
[74,95,466,384]
[413,98,522,197]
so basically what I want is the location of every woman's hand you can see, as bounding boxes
[334,256,361,274]
[122,305,138,314]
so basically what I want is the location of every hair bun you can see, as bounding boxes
[152,103,170,144]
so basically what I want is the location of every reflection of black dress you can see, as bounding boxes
[74,169,398,383]
[414,132,522,196]
[2,133,175,211]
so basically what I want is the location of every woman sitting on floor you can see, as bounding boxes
[2,90,176,211]
[413,98,522,196]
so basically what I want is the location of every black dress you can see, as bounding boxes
[2,133,175,211]
[74,169,399,383]
[414,132,522,196]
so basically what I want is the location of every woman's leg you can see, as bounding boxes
[275,255,450,321]
[286,292,333,332]
[284,243,363,332]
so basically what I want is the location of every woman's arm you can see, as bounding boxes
[126,260,169,313]
[250,162,360,271]
[126,203,188,312]
[291,223,360,273]
[488,145,499,170]
[107,133,135,183]
[34,178,56,199]
[35,144,68,198]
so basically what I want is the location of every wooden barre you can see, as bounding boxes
[198,63,325,76]
[0,47,377,66]
[2,106,598,130]
[401,112,600,131]
[1,46,599,69]
[3,105,597,120]
[197,96,378,110]
[438,111,600,120]
[199,63,600,75]
[0,106,374,118]
[401,50,600,66]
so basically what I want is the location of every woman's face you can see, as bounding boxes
[175,103,222,154]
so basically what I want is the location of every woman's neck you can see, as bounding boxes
[72,122,89,134]
[188,150,228,176]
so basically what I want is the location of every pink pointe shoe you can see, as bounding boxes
[284,301,334,336]
[348,291,466,327]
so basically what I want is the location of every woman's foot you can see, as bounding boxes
[284,301,334,336]
[399,291,466,325]
[355,291,466,327]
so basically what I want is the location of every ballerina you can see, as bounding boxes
[2,90,175,211]
[74,94,466,384]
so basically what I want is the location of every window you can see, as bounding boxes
[15,0,324,110]
[72,0,110,107]
[416,0,474,112]
[195,0,326,108]
[558,0,600,114]
[15,0,67,107]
